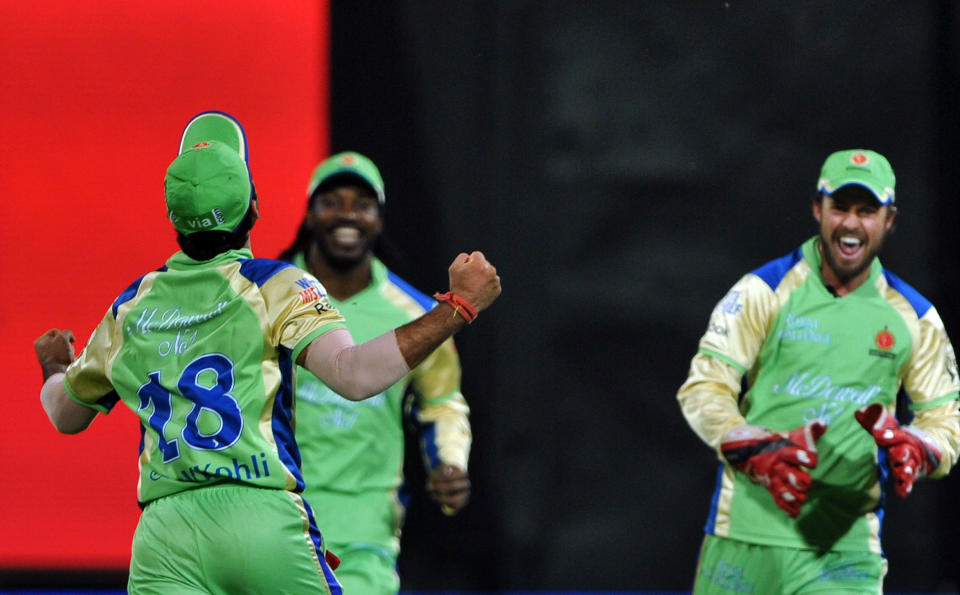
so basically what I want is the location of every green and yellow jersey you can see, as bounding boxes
[63,248,345,505]
[679,236,960,553]
[291,254,471,556]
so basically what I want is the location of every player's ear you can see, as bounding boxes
[884,204,897,229]
[812,194,823,223]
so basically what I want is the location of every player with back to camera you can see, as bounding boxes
[32,111,500,595]
[677,149,960,593]
[277,152,474,594]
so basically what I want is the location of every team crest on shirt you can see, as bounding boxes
[869,327,897,359]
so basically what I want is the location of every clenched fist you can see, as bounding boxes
[448,251,501,313]
[34,328,76,381]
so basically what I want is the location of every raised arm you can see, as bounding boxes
[299,251,500,401]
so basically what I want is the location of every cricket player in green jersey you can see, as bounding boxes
[678,149,960,593]
[34,112,501,595]
[278,152,472,594]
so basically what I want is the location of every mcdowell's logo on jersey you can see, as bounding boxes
[772,371,882,405]
[869,327,897,359]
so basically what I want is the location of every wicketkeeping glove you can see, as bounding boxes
[721,421,827,518]
[854,403,942,498]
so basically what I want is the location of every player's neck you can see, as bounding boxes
[306,246,373,301]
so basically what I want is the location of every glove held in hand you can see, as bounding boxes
[721,421,827,518]
[855,403,941,498]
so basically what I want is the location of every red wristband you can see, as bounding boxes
[433,292,478,323]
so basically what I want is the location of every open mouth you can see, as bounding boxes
[330,226,362,248]
[837,235,864,259]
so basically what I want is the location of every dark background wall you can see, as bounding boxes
[329,1,960,593]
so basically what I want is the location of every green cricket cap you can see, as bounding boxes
[817,149,895,205]
[307,151,385,205]
[164,140,252,235]
[178,110,249,161]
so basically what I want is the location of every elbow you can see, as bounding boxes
[52,419,89,434]
[47,409,94,434]
[337,385,376,402]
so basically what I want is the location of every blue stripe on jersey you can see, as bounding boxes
[238,258,295,288]
[386,270,436,311]
[875,448,890,554]
[882,270,932,319]
[420,420,441,469]
[301,497,343,594]
[112,266,167,318]
[750,246,803,291]
[274,345,306,492]
[704,463,724,534]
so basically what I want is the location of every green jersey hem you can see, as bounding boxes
[291,323,346,364]
[699,347,747,375]
[62,378,111,414]
[910,391,960,411]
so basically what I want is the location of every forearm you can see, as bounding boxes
[301,300,470,402]
[396,303,467,369]
[677,353,748,452]
[302,328,410,401]
[40,373,97,434]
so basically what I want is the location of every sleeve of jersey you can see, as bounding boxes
[63,310,122,412]
[676,273,777,452]
[260,267,346,360]
[902,306,960,477]
[412,338,472,471]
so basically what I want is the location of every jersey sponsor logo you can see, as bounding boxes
[773,371,883,424]
[778,314,831,345]
[132,301,229,335]
[298,286,321,303]
[717,290,743,315]
[773,372,882,405]
[707,317,728,337]
[129,302,229,357]
[295,277,327,304]
[869,327,897,359]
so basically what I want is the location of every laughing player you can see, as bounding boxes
[677,149,960,593]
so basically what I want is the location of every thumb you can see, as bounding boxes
[784,421,827,469]
[788,420,827,451]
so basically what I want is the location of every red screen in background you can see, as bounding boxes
[0,1,328,569]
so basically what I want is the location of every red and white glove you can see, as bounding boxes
[721,421,827,518]
[855,403,941,498]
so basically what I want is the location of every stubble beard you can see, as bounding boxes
[820,230,885,284]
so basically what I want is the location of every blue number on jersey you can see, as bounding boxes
[138,354,245,464]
